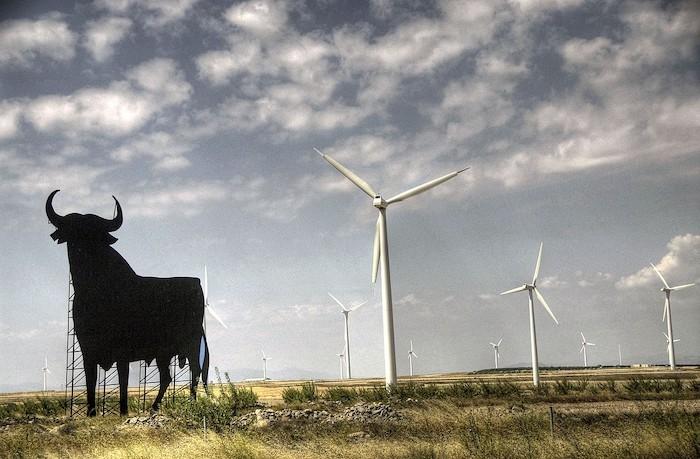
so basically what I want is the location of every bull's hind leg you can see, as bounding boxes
[151,356,172,412]
[117,361,129,416]
[84,358,97,417]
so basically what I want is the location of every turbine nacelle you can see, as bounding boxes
[373,196,387,209]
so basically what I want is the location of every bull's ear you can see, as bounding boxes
[104,234,118,245]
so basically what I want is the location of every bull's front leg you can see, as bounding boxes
[84,358,97,417]
[117,361,129,416]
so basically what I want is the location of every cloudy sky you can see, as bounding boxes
[0,0,699,391]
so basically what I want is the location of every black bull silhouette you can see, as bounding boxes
[46,190,209,416]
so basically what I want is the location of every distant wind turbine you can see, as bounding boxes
[261,351,271,381]
[489,338,502,369]
[316,148,468,387]
[336,349,345,379]
[579,332,595,367]
[618,344,622,366]
[328,292,367,379]
[42,356,51,393]
[408,340,418,377]
[501,242,559,386]
[650,263,694,370]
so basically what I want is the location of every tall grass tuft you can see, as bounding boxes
[282,382,318,404]
[164,369,257,431]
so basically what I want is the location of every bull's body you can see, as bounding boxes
[48,190,209,416]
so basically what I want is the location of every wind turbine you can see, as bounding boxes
[336,349,345,379]
[500,242,559,386]
[261,351,271,380]
[316,148,468,387]
[650,263,694,370]
[42,356,50,393]
[408,340,418,377]
[328,292,367,379]
[618,344,622,366]
[489,338,502,369]
[579,332,595,367]
[200,266,227,372]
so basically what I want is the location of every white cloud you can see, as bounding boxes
[84,16,132,62]
[539,275,568,289]
[111,131,192,171]
[0,148,108,198]
[224,0,289,37]
[14,58,190,138]
[0,102,22,139]
[0,16,76,67]
[616,234,700,289]
[95,0,199,28]
[125,181,229,218]
[510,0,584,14]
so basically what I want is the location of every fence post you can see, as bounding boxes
[549,406,555,437]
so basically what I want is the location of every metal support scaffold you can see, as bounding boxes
[138,358,191,412]
[64,274,121,416]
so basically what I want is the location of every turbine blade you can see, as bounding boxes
[315,148,377,198]
[500,285,527,295]
[386,167,468,205]
[489,342,496,347]
[588,343,596,346]
[650,263,670,289]
[371,217,380,283]
[662,297,668,322]
[206,305,228,329]
[46,368,51,374]
[203,265,208,303]
[670,283,695,291]
[663,332,669,341]
[497,338,502,346]
[534,288,559,324]
[580,345,585,353]
[350,301,368,311]
[533,242,543,284]
[328,292,348,311]
[580,332,585,342]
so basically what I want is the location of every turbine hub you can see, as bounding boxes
[373,195,387,208]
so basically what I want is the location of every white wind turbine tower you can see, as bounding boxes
[261,351,272,380]
[201,266,228,371]
[489,338,502,369]
[328,292,367,379]
[336,349,345,379]
[42,356,51,393]
[500,243,559,386]
[408,340,418,377]
[579,332,595,367]
[316,148,468,387]
[650,263,694,370]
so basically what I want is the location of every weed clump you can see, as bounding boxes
[164,369,257,431]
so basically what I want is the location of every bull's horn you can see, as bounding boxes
[102,196,123,232]
[46,190,65,227]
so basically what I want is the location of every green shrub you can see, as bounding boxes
[554,379,573,395]
[444,382,479,398]
[357,386,390,403]
[164,369,257,430]
[324,386,358,403]
[604,380,617,393]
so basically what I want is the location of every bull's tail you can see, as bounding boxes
[199,330,210,390]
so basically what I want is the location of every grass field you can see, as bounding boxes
[2,366,699,458]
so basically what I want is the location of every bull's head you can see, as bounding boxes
[46,190,123,245]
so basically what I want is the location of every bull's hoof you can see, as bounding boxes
[87,409,97,417]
